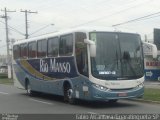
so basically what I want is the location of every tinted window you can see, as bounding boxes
[20,43,28,59]
[59,34,73,56]
[90,32,143,80]
[75,32,88,77]
[28,41,37,58]
[37,39,47,58]
[48,37,59,57]
[13,45,20,59]
[118,33,143,77]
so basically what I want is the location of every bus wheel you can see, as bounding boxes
[26,82,32,96]
[108,99,118,103]
[64,84,75,104]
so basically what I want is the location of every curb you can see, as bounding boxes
[129,98,160,104]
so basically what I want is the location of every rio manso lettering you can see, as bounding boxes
[40,59,71,73]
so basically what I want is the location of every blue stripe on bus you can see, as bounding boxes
[16,57,79,80]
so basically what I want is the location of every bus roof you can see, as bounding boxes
[13,26,138,45]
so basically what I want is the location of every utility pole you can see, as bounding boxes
[1,8,16,57]
[1,7,16,79]
[145,34,148,42]
[20,10,37,39]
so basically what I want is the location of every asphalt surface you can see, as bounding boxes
[144,81,160,89]
[0,84,160,114]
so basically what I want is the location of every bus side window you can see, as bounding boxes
[75,32,88,77]
[13,45,20,59]
[48,37,59,57]
[59,34,73,56]
[37,39,47,58]
[20,43,28,59]
[28,41,37,58]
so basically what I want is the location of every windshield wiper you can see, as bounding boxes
[116,50,118,69]
[127,61,136,76]
[122,51,136,76]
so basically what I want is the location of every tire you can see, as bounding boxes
[26,81,33,96]
[64,84,75,104]
[108,99,118,103]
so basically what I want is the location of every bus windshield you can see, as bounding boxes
[90,32,144,80]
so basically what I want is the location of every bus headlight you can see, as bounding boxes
[93,84,110,91]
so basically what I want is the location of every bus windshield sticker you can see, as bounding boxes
[99,71,116,75]
[90,33,97,42]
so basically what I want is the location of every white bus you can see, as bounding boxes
[12,27,157,104]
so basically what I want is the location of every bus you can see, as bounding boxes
[12,27,157,104]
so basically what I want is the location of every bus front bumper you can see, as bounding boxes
[91,85,144,101]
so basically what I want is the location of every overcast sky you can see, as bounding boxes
[0,0,160,54]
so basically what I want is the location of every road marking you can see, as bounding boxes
[87,112,97,114]
[29,98,53,105]
[0,91,9,95]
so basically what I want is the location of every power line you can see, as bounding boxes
[29,24,54,36]
[134,14,160,22]
[0,20,25,36]
[0,44,7,48]
[8,25,25,36]
[112,11,160,27]
[72,0,152,28]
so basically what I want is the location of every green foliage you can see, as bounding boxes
[0,74,8,79]
[0,78,13,85]
[143,88,160,101]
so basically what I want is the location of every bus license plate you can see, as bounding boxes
[118,93,127,97]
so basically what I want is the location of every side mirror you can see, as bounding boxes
[143,42,157,59]
[84,39,96,57]
[90,44,96,57]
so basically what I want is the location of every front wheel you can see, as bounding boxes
[26,82,33,96]
[108,99,118,103]
[64,84,75,104]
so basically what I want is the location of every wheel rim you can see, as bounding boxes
[27,84,31,94]
[67,89,73,99]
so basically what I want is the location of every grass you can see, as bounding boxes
[143,88,160,102]
[0,77,13,85]
[0,74,8,78]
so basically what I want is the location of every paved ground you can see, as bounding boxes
[0,84,160,114]
[144,81,160,89]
